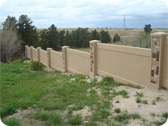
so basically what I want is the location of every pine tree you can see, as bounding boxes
[113,33,120,42]
[58,30,65,49]
[100,30,111,43]
[47,24,59,50]
[17,14,38,50]
[39,29,49,50]
[91,30,99,40]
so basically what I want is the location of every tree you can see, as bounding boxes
[18,14,39,50]
[91,30,99,40]
[0,16,21,63]
[58,30,65,49]
[64,30,70,46]
[100,30,111,43]
[39,29,49,50]
[113,33,120,42]
[137,31,151,48]
[47,24,59,50]
[144,24,152,35]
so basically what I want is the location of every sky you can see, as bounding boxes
[0,0,168,29]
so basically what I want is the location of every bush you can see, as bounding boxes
[30,61,46,71]
[113,33,120,42]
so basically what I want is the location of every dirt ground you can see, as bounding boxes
[3,83,168,126]
[111,86,168,125]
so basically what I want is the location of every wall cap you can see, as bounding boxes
[89,40,101,43]
[151,32,168,37]
[62,46,69,49]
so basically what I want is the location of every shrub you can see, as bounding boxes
[30,61,46,71]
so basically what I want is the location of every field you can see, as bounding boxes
[1,58,168,126]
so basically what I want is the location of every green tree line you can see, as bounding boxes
[1,14,111,51]
[39,25,111,50]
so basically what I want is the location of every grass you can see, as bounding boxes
[68,115,82,125]
[0,58,166,125]
[3,118,20,126]
[0,105,17,118]
[113,111,130,124]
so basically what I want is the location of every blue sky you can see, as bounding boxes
[0,0,168,28]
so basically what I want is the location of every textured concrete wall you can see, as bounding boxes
[25,32,168,89]
[96,43,151,87]
[50,50,63,72]
[67,48,90,75]
[26,46,31,59]
[40,49,48,66]
[32,47,38,61]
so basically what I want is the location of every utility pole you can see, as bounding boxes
[124,15,125,30]
[123,15,126,35]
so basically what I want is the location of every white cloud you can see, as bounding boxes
[0,0,167,28]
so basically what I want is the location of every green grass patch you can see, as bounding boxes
[3,118,20,126]
[113,111,130,122]
[68,115,82,125]
[131,113,141,119]
[0,105,17,118]
[91,109,110,121]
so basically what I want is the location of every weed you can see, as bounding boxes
[33,112,49,121]
[90,89,96,94]
[99,109,110,118]
[103,76,114,82]
[135,91,143,97]
[115,100,120,103]
[3,118,20,126]
[113,111,130,122]
[91,109,110,121]
[142,100,148,104]
[68,115,82,125]
[138,104,141,108]
[156,96,162,101]
[162,112,168,119]
[0,105,17,118]
[114,108,121,113]
[46,113,62,125]
[152,100,156,105]
[153,120,167,125]
[150,112,155,117]
[125,84,142,89]
[118,90,129,98]
[136,96,141,103]
[131,113,141,119]
[142,118,147,124]
[96,100,111,110]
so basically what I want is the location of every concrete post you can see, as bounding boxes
[30,46,34,60]
[89,40,101,76]
[150,32,168,89]
[47,48,52,68]
[37,47,41,61]
[62,46,69,72]
[25,45,28,57]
